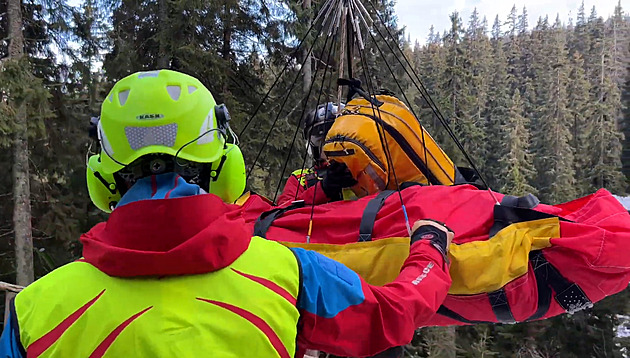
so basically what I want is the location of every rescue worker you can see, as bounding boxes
[0,70,453,358]
[277,102,357,206]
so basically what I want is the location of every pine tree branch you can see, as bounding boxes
[0,231,14,239]
[0,281,24,293]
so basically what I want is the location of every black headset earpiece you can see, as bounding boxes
[88,116,100,140]
[215,104,231,130]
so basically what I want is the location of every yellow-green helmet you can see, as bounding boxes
[99,70,225,172]
[86,70,246,212]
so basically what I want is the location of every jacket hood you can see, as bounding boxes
[80,174,251,277]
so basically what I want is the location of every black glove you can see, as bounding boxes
[410,219,453,261]
[321,161,357,200]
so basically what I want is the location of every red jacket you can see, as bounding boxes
[277,168,331,206]
[1,174,451,358]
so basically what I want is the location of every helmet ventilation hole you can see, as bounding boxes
[188,85,197,94]
[118,90,130,106]
[167,85,182,101]
[138,71,160,78]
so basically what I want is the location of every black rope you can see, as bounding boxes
[294,28,340,202]
[353,20,411,234]
[237,0,332,138]
[245,12,332,182]
[365,29,452,182]
[273,23,339,203]
[303,32,341,242]
[367,0,492,191]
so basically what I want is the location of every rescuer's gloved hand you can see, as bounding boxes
[410,219,454,261]
[321,161,357,200]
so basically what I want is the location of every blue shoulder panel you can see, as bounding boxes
[291,248,365,318]
[0,301,25,358]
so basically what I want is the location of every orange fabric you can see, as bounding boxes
[323,95,457,196]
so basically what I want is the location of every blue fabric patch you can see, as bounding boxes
[0,309,24,358]
[117,173,203,207]
[292,248,365,318]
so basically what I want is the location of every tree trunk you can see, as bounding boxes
[222,2,232,62]
[222,2,233,95]
[13,104,33,287]
[157,0,169,68]
[8,0,34,287]
[302,0,312,94]
[7,0,24,59]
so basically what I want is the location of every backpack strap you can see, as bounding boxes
[358,190,396,242]
[254,201,306,238]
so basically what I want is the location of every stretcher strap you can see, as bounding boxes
[524,251,554,321]
[254,201,306,238]
[501,194,540,209]
[358,190,396,242]
[490,205,561,238]
[488,289,516,323]
[527,250,593,317]
[437,251,592,324]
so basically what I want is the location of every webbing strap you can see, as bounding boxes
[490,205,561,238]
[501,194,540,210]
[527,251,593,318]
[488,289,516,323]
[437,251,592,324]
[253,201,306,238]
[358,190,396,242]
[525,250,554,321]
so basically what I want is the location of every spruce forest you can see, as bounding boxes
[1,0,629,356]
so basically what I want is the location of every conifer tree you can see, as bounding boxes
[414,23,461,162]
[442,12,476,166]
[588,74,625,193]
[583,6,626,193]
[455,9,490,173]
[500,89,537,195]
[568,52,596,195]
[531,16,576,203]
[1,0,56,286]
[5,0,34,287]
[609,2,630,184]
[485,16,511,187]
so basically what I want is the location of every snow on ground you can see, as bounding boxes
[617,315,630,338]
[613,196,630,211]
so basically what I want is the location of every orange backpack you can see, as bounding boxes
[322,95,461,196]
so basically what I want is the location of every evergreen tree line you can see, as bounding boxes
[408,3,629,204]
[402,4,630,357]
[0,0,629,356]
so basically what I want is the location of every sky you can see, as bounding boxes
[395,0,623,45]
